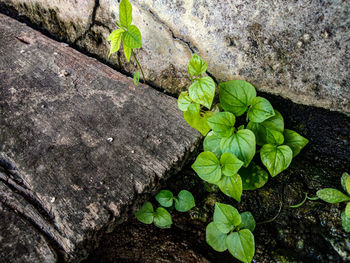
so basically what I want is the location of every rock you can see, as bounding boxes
[0,13,200,262]
[0,0,349,114]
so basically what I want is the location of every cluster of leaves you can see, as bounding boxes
[178,54,308,262]
[135,190,195,228]
[179,54,308,203]
[206,203,256,263]
[317,173,350,232]
[108,0,143,85]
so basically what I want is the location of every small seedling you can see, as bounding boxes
[108,0,144,84]
[206,203,256,263]
[317,172,350,232]
[180,54,308,201]
[135,190,195,228]
[156,189,195,212]
[135,201,172,228]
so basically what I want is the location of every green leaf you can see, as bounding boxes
[133,71,140,85]
[239,162,269,190]
[248,97,275,123]
[341,173,350,195]
[226,229,255,263]
[213,203,241,234]
[184,103,212,136]
[283,129,309,157]
[187,54,207,77]
[119,0,132,27]
[123,43,131,62]
[346,202,350,218]
[216,174,243,202]
[247,110,284,146]
[108,29,124,57]
[189,76,215,109]
[203,131,222,158]
[178,91,192,111]
[175,190,195,212]
[219,80,256,116]
[192,151,221,184]
[342,211,350,232]
[135,202,154,224]
[207,112,236,138]
[316,188,350,203]
[265,129,284,145]
[155,190,173,207]
[238,212,256,232]
[153,207,172,228]
[220,129,256,167]
[206,222,227,252]
[220,152,244,176]
[122,25,142,49]
[260,144,293,177]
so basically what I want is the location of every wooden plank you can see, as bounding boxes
[0,13,200,262]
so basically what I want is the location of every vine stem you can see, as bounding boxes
[132,49,145,83]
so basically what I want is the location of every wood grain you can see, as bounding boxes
[0,13,200,262]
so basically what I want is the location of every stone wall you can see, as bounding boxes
[1,0,349,114]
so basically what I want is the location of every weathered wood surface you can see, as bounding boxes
[0,13,200,262]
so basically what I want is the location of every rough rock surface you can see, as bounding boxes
[0,13,200,262]
[0,0,349,113]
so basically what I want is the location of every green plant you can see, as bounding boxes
[178,54,309,262]
[206,203,256,263]
[108,0,144,85]
[135,189,195,228]
[317,172,350,232]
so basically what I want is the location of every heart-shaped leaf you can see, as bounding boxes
[192,152,221,184]
[108,29,124,57]
[155,190,173,207]
[219,80,256,116]
[316,188,350,203]
[122,25,142,49]
[184,103,212,136]
[260,144,293,177]
[265,129,284,145]
[213,203,241,234]
[153,207,172,228]
[239,162,268,190]
[220,129,256,167]
[216,174,243,202]
[346,202,350,218]
[206,222,227,252]
[203,131,222,158]
[220,152,244,176]
[175,190,195,212]
[226,229,255,263]
[342,211,350,232]
[175,190,196,212]
[119,0,132,27]
[187,54,207,77]
[341,173,350,195]
[238,212,256,232]
[189,76,215,109]
[207,112,236,138]
[178,91,192,111]
[247,110,284,146]
[247,97,275,123]
[135,202,154,224]
[283,129,309,157]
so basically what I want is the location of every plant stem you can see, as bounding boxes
[132,50,145,83]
